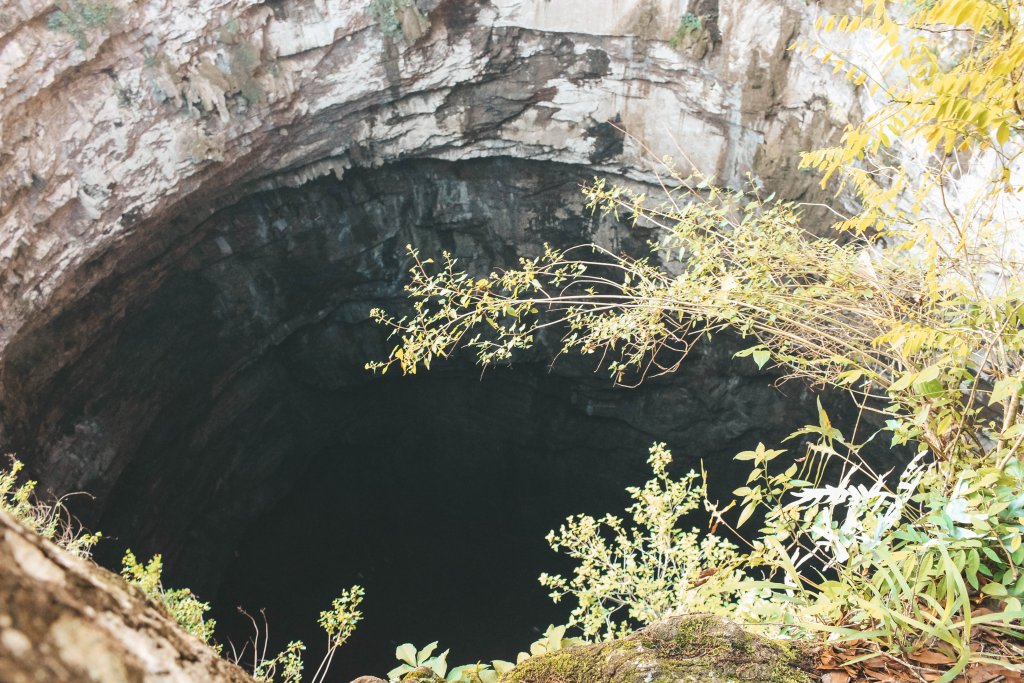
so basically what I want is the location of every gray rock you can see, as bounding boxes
[0,509,252,682]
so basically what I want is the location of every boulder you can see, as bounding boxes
[503,614,813,683]
[0,509,251,683]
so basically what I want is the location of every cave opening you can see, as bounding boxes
[201,357,816,681]
[213,365,653,680]
[3,158,832,682]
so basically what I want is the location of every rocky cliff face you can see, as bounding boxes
[0,0,860,677]
[0,0,857,346]
[0,509,252,682]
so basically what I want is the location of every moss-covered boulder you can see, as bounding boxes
[501,614,814,683]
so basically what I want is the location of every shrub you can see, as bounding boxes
[0,455,100,558]
[233,586,364,683]
[121,550,219,647]
[539,443,742,640]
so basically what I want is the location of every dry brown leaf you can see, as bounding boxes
[864,673,899,682]
[966,665,1003,683]
[908,649,956,666]
[971,664,1024,683]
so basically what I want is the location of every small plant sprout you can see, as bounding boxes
[309,585,364,683]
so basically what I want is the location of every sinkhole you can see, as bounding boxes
[1,158,829,681]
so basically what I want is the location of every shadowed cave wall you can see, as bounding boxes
[1,157,828,679]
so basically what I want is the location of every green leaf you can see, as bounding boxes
[916,364,941,383]
[890,371,918,393]
[429,650,450,678]
[737,502,756,527]
[1002,423,1024,439]
[989,377,1021,405]
[447,664,483,682]
[914,379,944,398]
[417,642,439,663]
[752,348,771,369]
[389,664,413,679]
[492,660,515,675]
[396,644,418,666]
[982,582,1008,597]
[836,369,864,385]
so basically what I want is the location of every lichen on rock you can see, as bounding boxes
[502,614,813,683]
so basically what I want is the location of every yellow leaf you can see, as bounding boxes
[737,503,756,527]
[997,121,1011,145]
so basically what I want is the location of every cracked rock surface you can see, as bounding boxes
[0,509,252,682]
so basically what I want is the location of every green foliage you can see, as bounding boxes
[241,586,363,683]
[389,642,450,680]
[367,172,901,390]
[232,586,363,683]
[0,456,100,558]
[386,630,569,683]
[796,0,1024,234]
[539,443,742,640]
[121,550,219,648]
[513,624,582,663]
[47,1,118,49]
[309,585,365,683]
[669,13,703,49]
[253,640,306,683]
[318,586,365,647]
[846,0,1021,154]
[368,160,1024,671]
[718,414,1024,663]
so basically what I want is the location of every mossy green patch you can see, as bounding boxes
[47,1,119,49]
[400,666,444,683]
[502,643,617,683]
[501,615,813,683]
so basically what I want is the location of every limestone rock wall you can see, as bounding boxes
[0,0,856,351]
